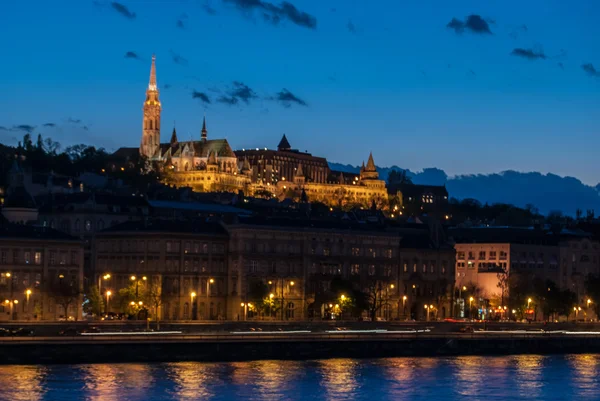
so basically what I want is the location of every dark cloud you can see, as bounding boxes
[582,63,600,77]
[0,126,8,131]
[170,49,189,66]
[275,89,307,107]
[124,51,140,59]
[110,2,136,20]
[10,124,36,132]
[511,48,546,60]
[176,13,188,29]
[83,126,89,131]
[217,96,239,105]
[558,62,564,70]
[347,20,356,34]
[192,90,211,104]
[202,3,217,15]
[68,118,82,124]
[447,14,492,35]
[467,69,476,77]
[43,123,56,127]
[163,84,172,89]
[223,0,316,29]
[217,81,257,105]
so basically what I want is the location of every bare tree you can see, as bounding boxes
[144,278,164,330]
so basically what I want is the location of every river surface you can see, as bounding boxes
[1,355,598,401]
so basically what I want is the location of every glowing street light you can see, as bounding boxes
[206,278,214,320]
[527,298,532,309]
[106,290,112,314]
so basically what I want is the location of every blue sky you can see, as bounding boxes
[1,1,599,184]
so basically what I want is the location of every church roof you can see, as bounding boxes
[4,186,37,209]
[366,152,376,171]
[170,127,178,145]
[158,139,235,159]
[277,134,291,151]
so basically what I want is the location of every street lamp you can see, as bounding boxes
[269,293,275,319]
[206,278,214,320]
[424,304,430,322]
[241,302,247,320]
[190,292,196,320]
[106,290,112,314]
[98,273,111,294]
[469,297,474,319]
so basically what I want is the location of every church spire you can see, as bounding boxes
[170,125,178,146]
[366,152,376,171]
[201,116,208,141]
[148,54,157,91]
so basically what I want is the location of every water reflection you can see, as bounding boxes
[453,356,489,397]
[567,354,600,397]
[317,359,359,401]
[164,362,218,400]
[79,363,154,401]
[0,365,47,401]
[513,355,545,398]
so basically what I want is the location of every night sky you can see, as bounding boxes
[1,1,599,183]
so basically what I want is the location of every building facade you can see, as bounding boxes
[0,223,84,321]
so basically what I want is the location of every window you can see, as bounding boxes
[403,262,408,273]
[1,251,6,264]
[430,260,436,273]
[166,242,172,252]
[369,248,376,258]
[323,247,330,256]
[368,265,376,276]
[499,251,507,260]
[479,251,486,260]
[75,219,80,232]
[50,251,56,265]
[249,260,258,274]
[85,220,92,232]
[384,265,392,276]
[351,247,360,256]
[489,251,497,260]
[441,261,447,274]
[468,252,475,260]
[385,249,393,259]
[351,264,360,275]
[457,252,465,260]
[97,220,105,230]
[24,251,31,264]
[422,263,427,273]
[184,242,190,254]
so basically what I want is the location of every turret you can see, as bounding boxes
[140,55,162,159]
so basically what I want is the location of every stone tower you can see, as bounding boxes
[140,55,162,158]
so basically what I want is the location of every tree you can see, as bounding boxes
[144,279,164,330]
[363,279,392,321]
[496,268,509,308]
[49,277,81,321]
[83,286,104,317]
[388,169,413,185]
[585,274,600,319]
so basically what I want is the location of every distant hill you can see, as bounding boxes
[329,162,600,216]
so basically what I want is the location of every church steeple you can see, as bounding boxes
[201,116,208,142]
[140,55,162,159]
[170,125,178,146]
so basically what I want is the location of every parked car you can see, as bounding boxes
[459,326,474,333]
[11,327,34,336]
[0,327,12,336]
[58,327,80,336]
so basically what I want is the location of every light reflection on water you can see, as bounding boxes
[0,355,597,401]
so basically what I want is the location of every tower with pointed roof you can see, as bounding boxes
[294,163,305,185]
[360,152,379,180]
[277,134,291,151]
[201,116,208,142]
[140,55,162,159]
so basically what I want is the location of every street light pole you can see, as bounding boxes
[206,278,214,320]
[402,295,407,321]
[190,292,196,320]
[106,291,111,314]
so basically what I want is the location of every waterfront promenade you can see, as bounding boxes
[3,323,600,364]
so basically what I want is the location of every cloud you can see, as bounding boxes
[217,96,239,105]
[68,118,82,124]
[163,84,172,89]
[176,13,188,29]
[347,20,356,34]
[217,81,257,105]
[202,2,217,15]
[124,51,140,59]
[275,89,307,107]
[558,62,564,70]
[170,49,188,66]
[110,2,136,20]
[467,69,476,77]
[511,48,546,60]
[582,63,600,77]
[223,0,316,29]
[447,14,492,34]
[83,126,89,131]
[9,124,36,133]
[0,126,8,131]
[43,123,56,127]
[192,90,211,104]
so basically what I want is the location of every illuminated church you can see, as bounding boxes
[116,56,392,207]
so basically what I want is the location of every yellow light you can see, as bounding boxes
[462,286,467,291]
[4,300,8,304]
[424,305,428,309]
[290,281,295,286]
[335,304,339,308]
[445,215,449,220]
[588,299,592,305]
[528,298,532,303]
[59,274,64,279]
[469,297,474,302]
[26,289,32,295]
[241,303,245,307]
[329,304,333,308]
[142,276,147,281]
[209,278,214,284]
[341,295,346,300]
[270,293,274,299]
[139,301,143,305]
[130,301,135,306]
[430,304,434,309]
[268,281,273,285]
[104,274,111,279]
[120,167,125,171]
[403,295,407,300]
[131,275,136,281]
[191,292,196,297]
[390,284,395,289]
[106,291,112,296]
[13,300,18,304]
[282,177,286,181]
[5,273,10,278]
[248,303,252,308]
[574,307,577,311]
[512,309,516,314]
[578,307,581,311]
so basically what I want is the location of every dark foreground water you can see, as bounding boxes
[1,355,599,401]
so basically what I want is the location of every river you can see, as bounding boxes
[1,355,598,400]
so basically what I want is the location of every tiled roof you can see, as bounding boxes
[98,219,228,236]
